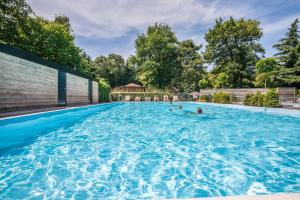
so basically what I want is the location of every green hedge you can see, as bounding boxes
[244,89,280,107]
[199,94,212,102]
[212,92,231,104]
[98,79,111,102]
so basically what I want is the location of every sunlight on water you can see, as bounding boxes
[0,102,299,199]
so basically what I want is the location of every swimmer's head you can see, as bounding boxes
[197,107,203,114]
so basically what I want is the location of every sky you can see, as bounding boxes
[27,0,300,60]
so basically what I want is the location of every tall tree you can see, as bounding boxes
[204,17,264,87]
[135,23,181,89]
[54,14,71,32]
[0,0,33,45]
[93,54,134,87]
[273,18,300,87]
[273,18,299,67]
[177,40,205,92]
[0,0,94,79]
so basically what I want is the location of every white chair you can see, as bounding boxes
[163,95,169,102]
[134,96,141,101]
[173,95,179,102]
[124,95,131,101]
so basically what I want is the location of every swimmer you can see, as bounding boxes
[178,105,183,110]
[196,107,203,114]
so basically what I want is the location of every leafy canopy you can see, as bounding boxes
[135,23,181,89]
[205,17,264,87]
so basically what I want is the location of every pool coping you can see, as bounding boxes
[0,102,120,120]
[191,102,300,117]
[1,101,300,120]
[170,193,300,200]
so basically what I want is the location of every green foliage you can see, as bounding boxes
[273,18,299,67]
[93,54,134,87]
[212,92,231,104]
[135,23,181,89]
[54,14,71,32]
[216,72,229,89]
[199,77,210,89]
[205,17,264,87]
[256,58,277,74]
[98,79,111,102]
[0,0,33,45]
[176,40,205,92]
[199,94,212,102]
[263,89,280,107]
[244,92,265,106]
[0,0,94,79]
[244,89,280,107]
[255,57,278,88]
[273,18,300,87]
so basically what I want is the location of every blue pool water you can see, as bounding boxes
[0,102,299,199]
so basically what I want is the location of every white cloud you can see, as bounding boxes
[262,14,299,35]
[27,0,254,39]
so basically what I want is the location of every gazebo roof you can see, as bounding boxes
[123,83,144,88]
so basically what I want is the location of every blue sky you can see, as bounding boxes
[27,0,300,59]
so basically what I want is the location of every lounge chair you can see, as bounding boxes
[124,95,131,101]
[163,95,169,102]
[144,97,151,102]
[173,95,179,102]
[134,96,141,101]
[154,96,160,101]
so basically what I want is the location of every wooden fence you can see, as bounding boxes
[199,87,297,103]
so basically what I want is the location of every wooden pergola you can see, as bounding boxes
[112,83,146,92]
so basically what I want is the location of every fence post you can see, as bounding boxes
[294,87,296,103]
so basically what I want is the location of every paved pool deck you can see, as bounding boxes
[172,193,300,200]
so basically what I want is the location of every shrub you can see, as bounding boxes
[212,92,231,104]
[199,94,212,102]
[244,91,265,106]
[263,89,280,107]
[98,79,111,102]
[244,94,254,106]
[244,89,280,107]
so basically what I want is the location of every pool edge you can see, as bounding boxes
[168,193,300,200]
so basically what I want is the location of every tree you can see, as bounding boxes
[273,18,299,67]
[0,0,33,45]
[199,77,210,89]
[255,58,278,88]
[273,18,300,87]
[216,72,229,90]
[135,23,181,89]
[204,17,264,87]
[93,54,134,87]
[177,40,205,92]
[54,14,71,32]
[0,0,95,79]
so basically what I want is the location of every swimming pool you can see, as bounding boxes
[0,102,299,199]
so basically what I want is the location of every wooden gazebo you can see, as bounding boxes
[112,83,146,92]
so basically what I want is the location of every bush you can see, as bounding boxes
[98,79,111,102]
[244,91,264,106]
[199,94,212,102]
[263,89,280,107]
[244,89,280,107]
[212,92,231,104]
